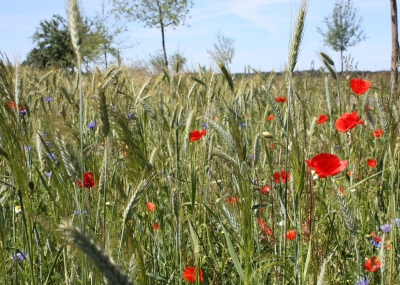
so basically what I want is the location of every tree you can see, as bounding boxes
[207,31,235,68]
[390,0,399,103]
[110,0,193,69]
[317,0,366,72]
[24,15,106,70]
[93,1,134,68]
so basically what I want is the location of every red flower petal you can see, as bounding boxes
[335,112,363,133]
[77,172,95,188]
[147,202,156,211]
[317,114,328,125]
[372,129,384,138]
[275,97,286,103]
[350,78,371,95]
[364,256,380,272]
[367,158,377,168]
[190,129,207,142]
[286,230,297,240]
[306,153,348,178]
[182,267,204,283]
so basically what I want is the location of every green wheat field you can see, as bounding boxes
[1,2,400,285]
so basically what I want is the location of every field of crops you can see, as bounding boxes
[1,2,400,284]
[0,49,399,285]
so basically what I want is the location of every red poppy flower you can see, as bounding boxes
[228,196,239,205]
[317,114,328,125]
[182,267,204,283]
[267,115,274,121]
[306,153,348,178]
[350,78,371,95]
[258,219,273,236]
[259,185,272,195]
[8,101,16,109]
[190,129,206,142]
[367,158,377,168]
[273,171,290,183]
[77,172,95,188]
[147,202,156,212]
[286,230,297,240]
[153,223,160,230]
[364,256,381,272]
[372,129,384,138]
[275,97,286,103]
[335,111,363,133]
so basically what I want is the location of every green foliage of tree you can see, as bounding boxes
[24,15,107,70]
[317,0,366,72]
[207,31,235,68]
[110,0,193,69]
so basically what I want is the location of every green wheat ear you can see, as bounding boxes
[60,220,133,285]
[219,64,234,93]
[98,87,109,137]
[68,0,82,64]
[289,0,308,73]
[337,194,357,236]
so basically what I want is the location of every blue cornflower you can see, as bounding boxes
[47,153,58,160]
[45,172,51,178]
[12,252,28,261]
[74,210,87,215]
[45,142,51,147]
[249,155,254,160]
[126,113,133,119]
[394,218,400,227]
[356,277,370,285]
[239,123,246,127]
[45,97,53,102]
[380,224,391,233]
[87,122,96,129]
[202,123,208,129]
[20,107,27,116]
[370,234,382,248]
[23,146,31,151]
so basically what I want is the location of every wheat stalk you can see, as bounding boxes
[219,64,234,93]
[60,221,133,285]
[98,88,110,137]
[316,248,336,285]
[253,134,261,165]
[68,0,82,64]
[289,0,308,73]
[337,194,357,235]
[123,176,155,225]
[374,91,389,134]
[208,119,236,153]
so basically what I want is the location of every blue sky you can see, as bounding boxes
[0,0,392,72]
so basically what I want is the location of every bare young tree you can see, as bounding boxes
[390,0,399,103]
[317,0,366,72]
[207,31,235,68]
[110,0,193,69]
